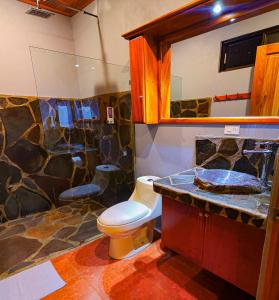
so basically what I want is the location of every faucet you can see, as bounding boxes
[243,141,278,189]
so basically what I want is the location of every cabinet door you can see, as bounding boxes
[162,197,204,264]
[129,37,144,123]
[202,213,265,296]
[250,42,279,116]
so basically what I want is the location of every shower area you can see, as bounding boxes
[0,47,134,278]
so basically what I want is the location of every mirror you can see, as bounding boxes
[169,11,279,119]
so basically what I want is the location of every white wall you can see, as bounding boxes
[0,0,74,96]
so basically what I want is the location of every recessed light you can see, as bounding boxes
[230,18,236,22]
[74,64,80,68]
[213,3,223,15]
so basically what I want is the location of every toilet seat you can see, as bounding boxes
[98,201,150,226]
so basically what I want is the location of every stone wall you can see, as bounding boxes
[196,136,278,178]
[170,98,211,118]
[0,92,134,223]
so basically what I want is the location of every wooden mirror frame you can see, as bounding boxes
[123,0,279,124]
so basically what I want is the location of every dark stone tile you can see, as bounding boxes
[0,224,25,239]
[26,125,41,144]
[170,102,181,117]
[119,147,133,170]
[0,97,8,109]
[15,188,51,217]
[31,175,70,204]
[218,139,239,156]
[45,154,73,179]
[225,208,239,220]
[8,261,34,274]
[72,168,86,186]
[44,129,62,148]
[34,239,74,259]
[180,110,197,118]
[203,156,231,170]
[240,213,252,224]
[0,161,21,204]
[198,102,210,114]
[120,101,131,120]
[196,139,217,165]
[252,218,264,228]
[0,236,42,274]
[110,135,120,162]
[0,106,34,147]
[8,97,28,105]
[208,203,223,214]
[54,227,77,239]
[5,139,48,174]
[242,139,256,151]
[4,195,20,219]
[233,156,258,177]
[181,100,197,109]
[119,125,131,147]
[22,177,38,190]
[69,219,100,243]
[29,99,42,123]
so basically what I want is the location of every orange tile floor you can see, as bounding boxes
[43,237,255,300]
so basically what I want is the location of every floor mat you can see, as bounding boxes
[0,199,106,280]
[0,261,65,300]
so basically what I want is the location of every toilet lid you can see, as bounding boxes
[98,201,150,226]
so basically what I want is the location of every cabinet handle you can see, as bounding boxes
[199,212,203,217]
[204,213,209,218]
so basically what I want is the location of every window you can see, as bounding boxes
[220,25,279,72]
[57,101,73,128]
[74,99,100,121]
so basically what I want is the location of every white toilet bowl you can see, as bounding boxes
[97,176,161,259]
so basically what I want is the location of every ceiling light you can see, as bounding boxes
[75,64,79,68]
[230,18,236,22]
[213,3,223,15]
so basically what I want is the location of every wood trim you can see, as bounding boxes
[122,0,207,40]
[122,0,279,41]
[257,153,279,300]
[159,42,171,119]
[159,117,279,124]
[214,93,251,102]
[142,33,159,124]
[129,37,145,123]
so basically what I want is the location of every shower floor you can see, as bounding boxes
[0,199,106,280]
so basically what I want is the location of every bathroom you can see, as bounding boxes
[0,0,278,299]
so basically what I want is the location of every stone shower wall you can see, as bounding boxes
[196,136,278,178]
[0,92,134,224]
[170,98,211,118]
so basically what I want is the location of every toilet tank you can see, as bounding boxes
[129,176,162,216]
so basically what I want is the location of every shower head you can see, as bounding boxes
[25,0,54,19]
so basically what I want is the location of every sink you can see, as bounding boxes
[194,168,265,194]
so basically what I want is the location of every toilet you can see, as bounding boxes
[97,176,161,259]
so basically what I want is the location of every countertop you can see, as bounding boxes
[153,168,270,229]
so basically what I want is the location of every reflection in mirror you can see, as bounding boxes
[170,10,279,118]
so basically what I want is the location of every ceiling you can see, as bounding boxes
[18,0,95,17]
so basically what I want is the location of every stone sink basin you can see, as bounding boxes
[194,168,265,194]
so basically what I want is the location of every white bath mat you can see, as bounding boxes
[0,261,65,300]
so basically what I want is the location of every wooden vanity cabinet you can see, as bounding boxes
[162,196,266,296]
[129,35,159,124]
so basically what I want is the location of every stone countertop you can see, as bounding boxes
[153,168,270,229]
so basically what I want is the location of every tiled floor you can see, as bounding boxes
[44,237,255,300]
[0,199,106,279]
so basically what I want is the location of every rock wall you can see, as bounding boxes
[171,98,211,118]
[196,136,278,178]
[0,92,134,223]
